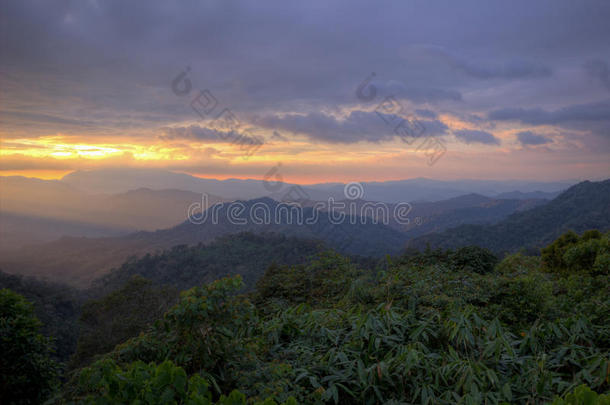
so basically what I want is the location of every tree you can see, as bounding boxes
[542,230,609,275]
[0,289,59,404]
[70,276,178,369]
[450,245,498,274]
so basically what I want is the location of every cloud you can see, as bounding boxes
[159,125,262,146]
[0,111,97,128]
[585,59,610,91]
[418,45,553,80]
[516,131,552,146]
[271,130,289,141]
[415,109,438,119]
[454,58,552,80]
[1,0,610,180]
[454,129,500,145]
[256,111,449,143]
[488,99,610,125]
[371,81,462,103]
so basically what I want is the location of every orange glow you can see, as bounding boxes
[0,170,73,180]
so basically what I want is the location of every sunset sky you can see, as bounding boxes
[1,0,609,183]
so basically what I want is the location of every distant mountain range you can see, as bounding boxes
[0,188,558,287]
[59,168,572,202]
[403,194,547,238]
[1,170,569,250]
[0,197,407,286]
[3,170,604,288]
[408,179,610,253]
[297,193,547,235]
[0,176,225,248]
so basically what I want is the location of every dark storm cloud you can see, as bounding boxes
[488,100,610,125]
[516,131,552,146]
[454,129,500,145]
[256,111,448,143]
[1,0,610,144]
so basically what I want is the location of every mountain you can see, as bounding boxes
[0,212,127,252]
[58,169,573,202]
[309,178,572,203]
[403,194,548,238]
[0,176,224,248]
[59,168,321,200]
[0,190,553,286]
[0,197,409,286]
[495,190,561,200]
[296,193,548,235]
[407,179,610,253]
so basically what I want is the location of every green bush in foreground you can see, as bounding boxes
[542,230,609,275]
[14,232,610,403]
[551,384,610,405]
[74,359,296,404]
[0,288,60,405]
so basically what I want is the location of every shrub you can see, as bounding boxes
[73,359,297,404]
[495,252,541,275]
[551,384,610,405]
[542,230,608,275]
[563,238,602,272]
[450,246,498,274]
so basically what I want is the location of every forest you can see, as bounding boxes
[1,230,609,404]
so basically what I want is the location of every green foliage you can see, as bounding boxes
[8,228,603,404]
[72,359,296,404]
[80,275,258,395]
[59,232,610,404]
[74,359,210,404]
[0,270,82,361]
[70,275,178,369]
[542,230,580,270]
[542,230,609,275]
[253,251,363,311]
[449,245,499,274]
[551,384,610,405]
[94,233,325,294]
[0,288,60,405]
[495,252,541,275]
[487,271,555,326]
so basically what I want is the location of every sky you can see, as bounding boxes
[1,0,609,183]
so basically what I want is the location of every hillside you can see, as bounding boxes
[0,212,127,252]
[0,193,552,287]
[408,179,610,253]
[92,232,326,294]
[0,198,407,286]
[403,194,546,237]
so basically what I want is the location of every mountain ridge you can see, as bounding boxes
[407,179,610,253]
